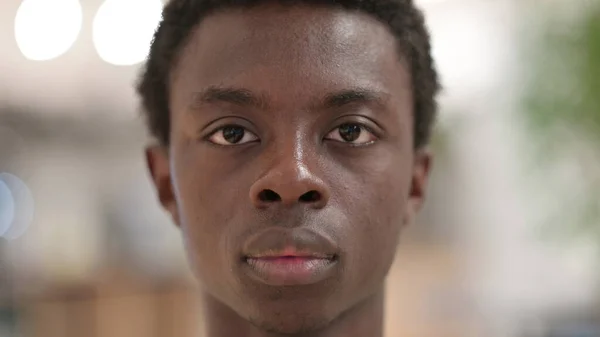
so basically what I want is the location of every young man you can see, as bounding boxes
[138,0,439,336]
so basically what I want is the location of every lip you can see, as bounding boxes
[241,228,339,286]
[244,255,337,286]
[247,246,334,259]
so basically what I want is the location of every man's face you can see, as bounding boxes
[147,4,430,334]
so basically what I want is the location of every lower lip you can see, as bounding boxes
[243,256,337,286]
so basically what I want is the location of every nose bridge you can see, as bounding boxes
[270,131,320,193]
[286,128,311,179]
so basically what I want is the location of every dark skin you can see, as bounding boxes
[146,4,431,337]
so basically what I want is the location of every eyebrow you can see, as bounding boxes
[192,86,270,110]
[321,89,389,110]
[191,86,389,111]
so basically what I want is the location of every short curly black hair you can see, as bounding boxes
[137,0,439,149]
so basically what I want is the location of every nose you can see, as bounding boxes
[249,158,330,210]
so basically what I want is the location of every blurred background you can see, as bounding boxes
[1,0,599,336]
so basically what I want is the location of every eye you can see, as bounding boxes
[208,125,259,146]
[325,123,377,145]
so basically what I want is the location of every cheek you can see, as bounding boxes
[336,151,410,288]
[173,144,246,226]
[348,179,406,266]
[171,149,242,285]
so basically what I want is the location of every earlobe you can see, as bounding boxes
[145,146,180,226]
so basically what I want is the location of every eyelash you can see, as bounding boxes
[203,124,259,146]
[326,123,378,144]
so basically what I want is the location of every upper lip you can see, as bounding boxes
[242,227,338,260]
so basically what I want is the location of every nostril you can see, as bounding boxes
[299,190,321,203]
[258,189,281,202]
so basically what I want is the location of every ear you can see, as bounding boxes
[146,145,180,227]
[405,148,433,224]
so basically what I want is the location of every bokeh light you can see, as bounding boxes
[0,173,34,240]
[93,0,163,66]
[14,0,83,61]
[0,177,15,237]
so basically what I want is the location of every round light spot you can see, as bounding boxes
[14,0,83,61]
[0,178,15,237]
[0,173,34,241]
[93,0,163,66]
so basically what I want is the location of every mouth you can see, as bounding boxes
[243,253,338,286]
[246,246,335,260]
[240,228,340,286]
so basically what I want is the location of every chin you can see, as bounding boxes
[247,308,332,335]
[233,285,342,335]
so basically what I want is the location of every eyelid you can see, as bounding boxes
[322,124,378,149]
[328,115,383,139]
[200,116,258,137]
[199,115,262,147]
[205,125,260,146]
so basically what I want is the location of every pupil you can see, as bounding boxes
[223,126,244,143]
[339,124,361,142]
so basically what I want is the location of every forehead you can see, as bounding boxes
[170,4,412,111]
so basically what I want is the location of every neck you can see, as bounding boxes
[201,288,385,337]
